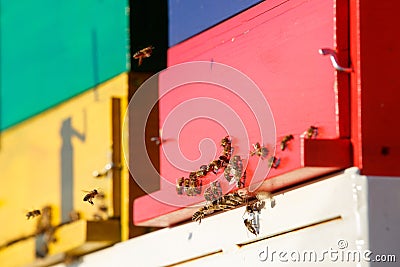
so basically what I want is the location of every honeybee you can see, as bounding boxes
[220,136,231,147]
[255,191,273,204]
[26,209,41,220]
[220,136,233,158]
[243,200,265,236]
[304,126,318,139]
[250,142,269,159]
[223,165,233,183]
[220,192,245,206]
[192,192,245,223]
[268,156,281,169]
[180,176,202,196]
[191,177,203,196]
[219,155,230,165]
[183,178,190,195]
[199,164,208,171]
[204,181,223,202]
[237,170,246,188]
[195,168,207,178]
[280,134,294,151]
[83,189,98,205]
[208,159,223,174]
[243,219,257,235]
[132,46,154,66]
[192,205,215,223]
[176,177,185,195]
[232,155,243,178]
[224,155,244,186]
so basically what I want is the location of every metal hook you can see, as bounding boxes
[318,48,353,73]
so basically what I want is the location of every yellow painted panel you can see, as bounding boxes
[49,220,87,255]
[0,73,128,247]
[0,238,35,267]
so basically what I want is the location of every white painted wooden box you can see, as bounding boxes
[51,167,399,267]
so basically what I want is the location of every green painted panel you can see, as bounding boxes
[0,0,128,130]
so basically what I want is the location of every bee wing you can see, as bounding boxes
[143,46,154,53]
[82,187,102,192]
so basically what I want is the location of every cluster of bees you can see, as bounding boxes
[176,136,238,199]
[179,136,268,235]
[189,125,319,235]
[204,181,223,202]
[192,191,267,236]
[192,192,244,223]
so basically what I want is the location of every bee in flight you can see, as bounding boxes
[83,189,99,205]
[133,46,154,66]
[26,209,41,220]
[280,134,294,151]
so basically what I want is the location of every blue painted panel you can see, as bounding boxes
[0,0,128,130]
[168,0,262,46]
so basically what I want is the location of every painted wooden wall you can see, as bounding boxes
[134,0,348,226]
[0,73,128,249]
[0,0,128,130]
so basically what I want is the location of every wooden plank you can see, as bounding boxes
[134,168,340,227]
[302,139,352,168]
[336,0,351,138]
[130,171,364,266]
[357,1,400,176]
[111,98,122,217]
[128,72,162,237]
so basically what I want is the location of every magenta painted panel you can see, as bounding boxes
[134,0,338,225]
